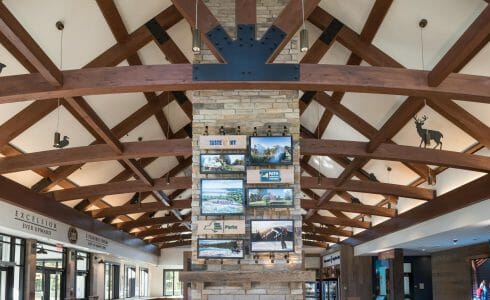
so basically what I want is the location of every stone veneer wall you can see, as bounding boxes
[190,1,303,299]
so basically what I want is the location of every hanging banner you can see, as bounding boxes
[199,135,247,150]
[247,168,294,184]
[196,220,246,235]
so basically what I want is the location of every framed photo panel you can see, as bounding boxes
[197,239,245,259]
[200,153,246,174]
[248,136,293,165]
[250,220,294,252]
[200,179,245,215]
[247,188,294,208]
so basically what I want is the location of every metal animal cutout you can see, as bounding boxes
[413,115,443,149]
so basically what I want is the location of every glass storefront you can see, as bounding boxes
[0,234,24,300]
[35,243,66,300]
[75,251,89,300]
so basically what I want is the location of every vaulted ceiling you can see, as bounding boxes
[0,0,489,251]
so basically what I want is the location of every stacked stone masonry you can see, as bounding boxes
[191,1,303,299]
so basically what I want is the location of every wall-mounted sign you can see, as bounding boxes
[14,209,58,237]
[196,220,245,235]
[247,168,294,184]
[199,135,247,150]
[323,251,341,267]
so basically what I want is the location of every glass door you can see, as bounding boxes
[0,266,13,300]
[34,270,62,300]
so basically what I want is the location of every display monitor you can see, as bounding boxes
[197,239,244,259]
[250,219,294,252]
[248,136,293,165]
[247,187,294,208]
[200,179,244,215]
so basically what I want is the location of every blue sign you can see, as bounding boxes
[259,170,281,182]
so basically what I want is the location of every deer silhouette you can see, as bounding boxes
[414,115,443,149]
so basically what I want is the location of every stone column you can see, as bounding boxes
[191,1,302,299]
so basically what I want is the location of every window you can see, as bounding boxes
[139,268,149,297]
[0,234,25,300]
[75,252,89,299]
[124,266,136,298]
[164,270,182,297]
[104,263,119,300]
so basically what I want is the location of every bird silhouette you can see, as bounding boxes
[0,63,6,74]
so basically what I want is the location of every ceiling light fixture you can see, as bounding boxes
[192,0,201,53]
[36,246,48,255]
[53,21,69,149]
[300,0,309,52]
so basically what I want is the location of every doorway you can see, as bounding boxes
[0,266,14,300]
[35,269,63,300]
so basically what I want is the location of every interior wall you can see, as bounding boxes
[431,242,490,300]
[405,256,433,300]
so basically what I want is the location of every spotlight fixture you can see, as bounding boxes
[253,127,258,136]
[53,132,70,148]
[204,125,209,135]
[237,126,241,135]
[368,173,377,181]
[267,125,272,136]
[192,0,201,53]
[282,126,288,136]
[270,253,274,263]
[36,246,48,255]
[300,0,309,52]
[0,62,6,74]
[284,254,290,264]
[219,126,225,135]
[350,196,360,204]
[254,254,259,264]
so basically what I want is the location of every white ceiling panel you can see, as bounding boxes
[68,161,125,187]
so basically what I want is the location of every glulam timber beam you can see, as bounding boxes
[345,174,490,245]
[0,3,62,86]
[90,199,191,218]
[301,199,396,218]
[159,240,191,249]
[151,234,192,244]
[303,224,353,238]
[137,226,190,239]
[300,139,490,173]
[301,176,435,200]
[302,233,339,244]
[117,214,191,231]
[308,214,371,229]
[235,0,256,25]
[303,240,329,249]
[427,6,490,86]
[0,139,191,174]
[0,65,489,104]
[45,176,191,202]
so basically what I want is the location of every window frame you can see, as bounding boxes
[139,267,149,297]
[163,269,183,297]
[124,265,136,298]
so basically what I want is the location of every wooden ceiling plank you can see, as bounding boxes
[0,139,191,174]
[428,6,490,86]
[303,240,329,249]
[1,65,489,104]
[345,174,490,245]
[46,176,191,202]
[0,31,36,72]
[308,214,371,229]
[301,199,396,218]
[301,177,434,201]
[0,3,62,86]
[235,0,256,25]
[90,199,191,218]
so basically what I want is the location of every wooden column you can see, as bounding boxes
[379,248,404,300]
[65,248,76,299]
[340,244,372,300]
[23,239,37,300]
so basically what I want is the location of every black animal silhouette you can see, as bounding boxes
[414,115,443,149]
[0,63,5,74]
